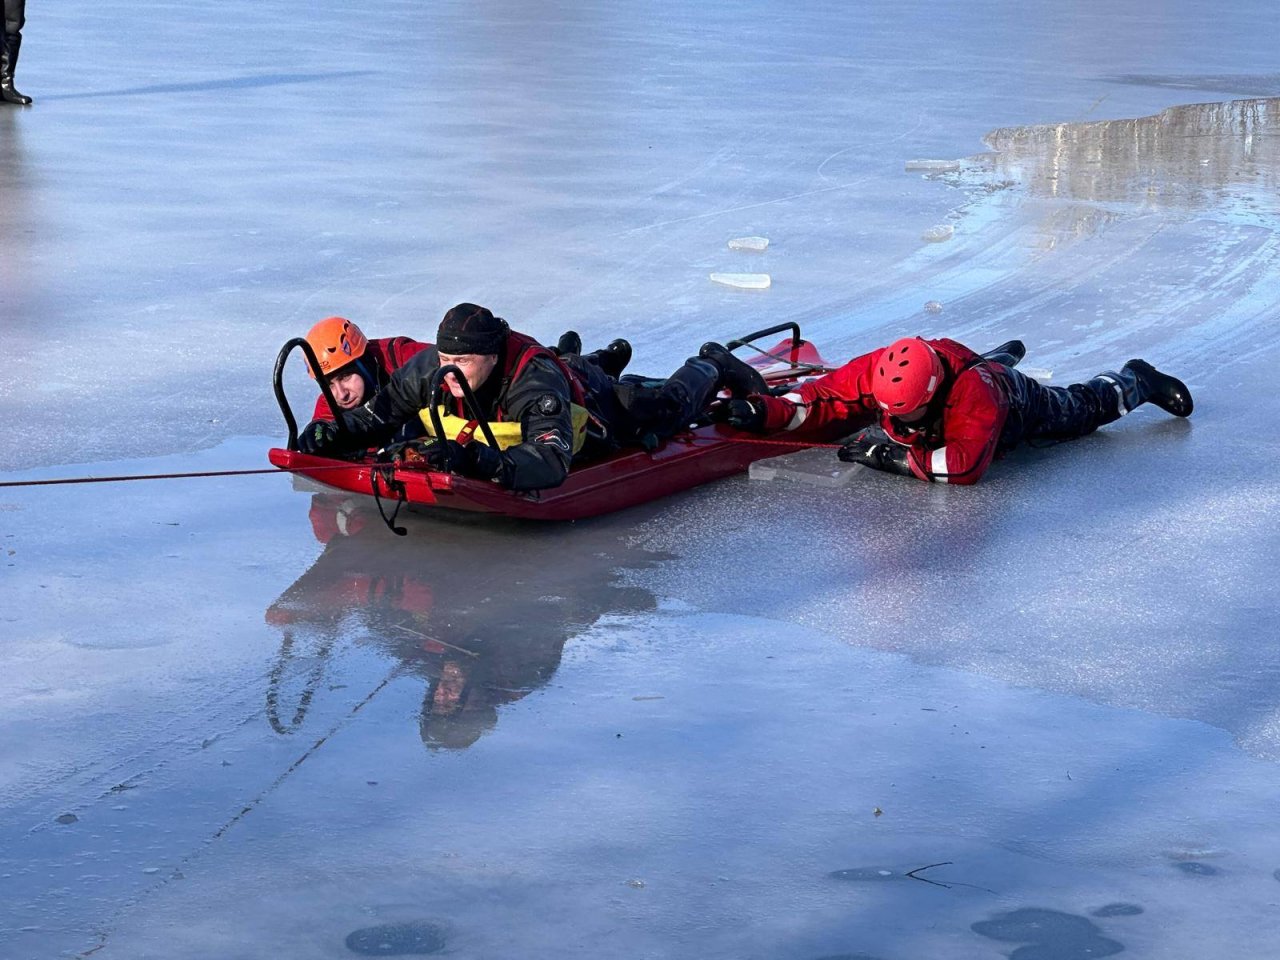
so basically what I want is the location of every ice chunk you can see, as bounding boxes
[905,159,961,172]
[727,236,769,252]
[924,300,944,314]
[710,273,771,290]
[749,448,856,486]
[922,224,954,243]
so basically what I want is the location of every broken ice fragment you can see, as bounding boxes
[727,236,769,252]
[905,159,961,172]
[749,449,859,487]
[924,300,943,314]
[922,224,954,243]
[710,273,771,290]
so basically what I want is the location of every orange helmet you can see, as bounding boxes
[304,316,368,378]
[872,337,943,414]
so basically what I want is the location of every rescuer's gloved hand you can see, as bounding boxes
[298,419,341,455]
[421,439,466,472]
[720,397,767,432]
[375,439,438,464]
[838,430,913,476]
[455,442,507,483]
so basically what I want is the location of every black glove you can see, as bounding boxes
[419,439,465,472]
[298,419,341,455]
[375,439,440,464]
[455,441,507,483]
[718,397,766,432]
[838,430,914,476]
[421,440,508,484]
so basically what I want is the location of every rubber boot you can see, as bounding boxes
[582,339,632,378]
[981,339,1025,369]
[1123,359,1193,417]
[1095,361,1193,419]
[554,330,582,357]
[1,34,31,106]
[698,341,767,397]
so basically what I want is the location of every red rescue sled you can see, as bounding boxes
[268,323,834,521]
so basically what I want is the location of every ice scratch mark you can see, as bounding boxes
[75,666,401,959]
[816,110,928,181]
[611,176,874,238]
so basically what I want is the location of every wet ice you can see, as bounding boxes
[3,0,1280,957]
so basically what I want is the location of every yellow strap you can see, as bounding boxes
[418,405,589,454]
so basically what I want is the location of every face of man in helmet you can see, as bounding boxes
[893,405,929,424]
[325,367,368,410]
[438,353,499,398]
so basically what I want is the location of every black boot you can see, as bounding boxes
[1093,360,1193,419]
[698,341,767,397]
[1,34,31,106]
[582,339,632,378]
[1122,359,1193,417]
[981,339,1025,369]
[554,330,582,357]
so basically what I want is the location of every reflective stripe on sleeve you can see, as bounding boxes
[782,392,808,430]
[930,446,950,483]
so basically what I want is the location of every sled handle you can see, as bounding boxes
[725,322,808,370]
[428,365,501,450]
[273,338,353,451]
[725,322,803,360]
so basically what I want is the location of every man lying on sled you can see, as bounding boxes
[296,302,769,491]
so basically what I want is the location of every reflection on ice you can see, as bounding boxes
[264,496,659,751]
[977,97,1280,218]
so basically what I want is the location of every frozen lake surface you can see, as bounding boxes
[3,0,1280,957]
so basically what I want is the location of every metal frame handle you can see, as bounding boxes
[724,322,804,366]
[272,338,353,451]
[427,364,500,450]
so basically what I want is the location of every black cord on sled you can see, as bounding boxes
[370,466,408,536]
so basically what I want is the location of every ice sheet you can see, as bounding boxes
[2,0,1279,956]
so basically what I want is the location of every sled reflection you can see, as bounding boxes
[264,495,659,750]
[979,96,1280,210]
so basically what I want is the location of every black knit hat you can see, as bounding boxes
[436,303,509,356]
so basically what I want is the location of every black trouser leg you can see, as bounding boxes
[652,357,720,435]
[997,367,1123,450]
[610,357,720,446]
[3,0,23,37]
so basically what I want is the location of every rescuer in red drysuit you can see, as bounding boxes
[723,336,1193,484]
[302,315,430,421]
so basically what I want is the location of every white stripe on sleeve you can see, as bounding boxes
[930,446,950,483]
[782,392,808,430]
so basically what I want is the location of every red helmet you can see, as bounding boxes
[304,316,368,378]
[872,337,943,414]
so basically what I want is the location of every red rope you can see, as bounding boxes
[681,433,845,449]
[0,463,359,489]
[0,436,846,489]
